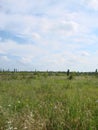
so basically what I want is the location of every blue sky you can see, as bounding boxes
[0,0,98,71]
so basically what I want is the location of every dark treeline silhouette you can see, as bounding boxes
[0,68,98,76]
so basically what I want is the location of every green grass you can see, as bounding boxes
[0,72,98,130]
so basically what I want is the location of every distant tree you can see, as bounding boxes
[13,68,17,72]
[14,68,16,72]
[95,69,97,73]
[67,69,70,76]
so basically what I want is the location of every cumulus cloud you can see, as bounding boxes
[86,0,98,11]
[19,57,33,64]
[0,0,34,14]
[0,55,10,61]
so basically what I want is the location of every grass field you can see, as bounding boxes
[0,72,98,130]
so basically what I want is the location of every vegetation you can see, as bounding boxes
[0,71,98,130]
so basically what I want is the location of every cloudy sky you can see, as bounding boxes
[0,0,98,71]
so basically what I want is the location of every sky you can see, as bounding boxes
[0,0,98,72]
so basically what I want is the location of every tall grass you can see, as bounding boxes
[0,72,98,130]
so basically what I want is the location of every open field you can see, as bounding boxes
[0,72,98,130]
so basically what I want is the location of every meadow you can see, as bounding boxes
[0,71,98,130]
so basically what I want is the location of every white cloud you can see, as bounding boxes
[19,57,33,64]
[0,1,81,38]
[86,0,98,11]
[57,20,79,36]
[1,0,33,14]
[0,38,98,71]
[0,39,46,58]
[32,33,41,40]
[0,55,10,62]
[81,51,90,56]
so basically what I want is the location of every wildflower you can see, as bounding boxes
[30,112,33,117]
[8,104,11,107]
[0,105,2,108]
[18,101,21,103]
[7,121,12,124]
[24,126,28,129]
[96,100,98,103]
[8,126,13,130]
[54,105,57,109]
